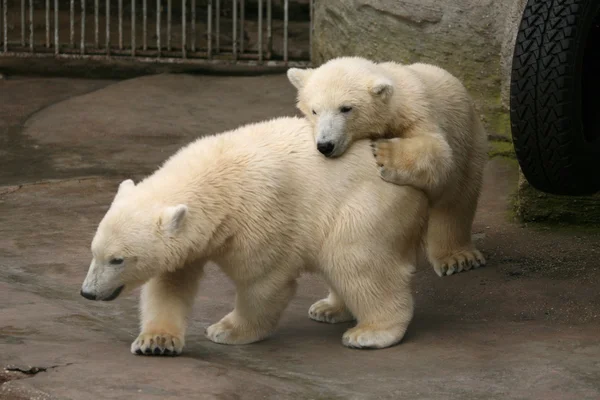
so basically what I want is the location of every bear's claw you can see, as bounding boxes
[371,139,401,184]
[432,249,486,277]
[131,332,183,356]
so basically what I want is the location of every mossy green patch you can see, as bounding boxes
[488,140,516,159]
[514,174,600,226]
[488,109,512,139]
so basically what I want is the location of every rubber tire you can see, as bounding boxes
[510,0,600,196]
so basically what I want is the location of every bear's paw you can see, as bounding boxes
[130,332,184,356]
[371,139,402,185]
[432,249,486,277]
[205,317,268,345]
[308,298,354,324]
[342,324,406,349]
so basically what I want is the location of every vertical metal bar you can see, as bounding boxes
[21,0,25,46]
[215,0,219,53]
[81,0,86,54]
[257,0,262,63]
[239,0,243,54]
[166,0,170,51]
[0,0,2,50]
[191,0,195,52]
[29,0,33,52]
[156,0,161,56]
[94,0,98,47]
[205,0,211,57]
[45,0,50,47]
[70,0,75,47]
[54,0,58,54]
[231,0,236,60]
[118,0,123,49]
[3,0,7,52]
[131,0,136,55]
[283,0,288,63]
[181,0,186,57]
[106,0,110,54]
[142,0,146,50]
[266,0,271,57]
[309,0,313,63]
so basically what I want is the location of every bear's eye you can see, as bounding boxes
[312,109,317,115]
[109,258,124,265]
[340,106,353,113]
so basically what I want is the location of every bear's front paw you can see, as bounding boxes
[371,139,401,184]
[205,316,269,345]
[342,323,406,349]
[308,298,354,324]
[131,332,184,356]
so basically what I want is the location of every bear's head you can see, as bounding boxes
[287,57,394,158]
[80,179,189,301]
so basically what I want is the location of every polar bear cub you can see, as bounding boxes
[80,117,428,355]
[287,57,488,277]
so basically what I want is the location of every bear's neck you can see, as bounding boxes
[145,145,249,263]
[385,69,431,137]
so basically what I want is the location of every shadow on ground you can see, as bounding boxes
[0,75,599,400]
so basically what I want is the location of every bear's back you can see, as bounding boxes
[145,117,426,259]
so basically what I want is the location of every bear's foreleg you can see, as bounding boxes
[371,131,453,201]
[131,264,204,356]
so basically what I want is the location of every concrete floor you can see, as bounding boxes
[0,74,599,400]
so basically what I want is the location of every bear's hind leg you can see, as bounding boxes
[325,250,415,349]
[205,271,298,345]
[427,191,486,277]
[131,263,204,356]
[308,288,355,324]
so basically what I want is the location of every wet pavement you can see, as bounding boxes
[0,75,599,400]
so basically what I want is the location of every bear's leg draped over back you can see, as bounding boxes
[371,129,453,201]
[371,127,486,276]
[131,263,204,356]
[308,287,355,324]
[205,269,299,345]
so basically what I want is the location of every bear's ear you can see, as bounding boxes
[161,204,188,234]
[370,78,394,100]
[113,179,135,202]
[287,68,313,90]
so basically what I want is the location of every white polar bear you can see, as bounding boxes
[287,57,488,277]
[80,117,428,355]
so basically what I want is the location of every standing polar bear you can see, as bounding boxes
[80,117,428,354]
[287,57,488,277]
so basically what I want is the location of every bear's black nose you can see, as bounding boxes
[317,141,335,157]
[80,289,97,300]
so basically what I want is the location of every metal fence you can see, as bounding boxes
[0,0,312,67]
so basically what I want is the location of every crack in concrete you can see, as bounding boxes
[5,363,74,376]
